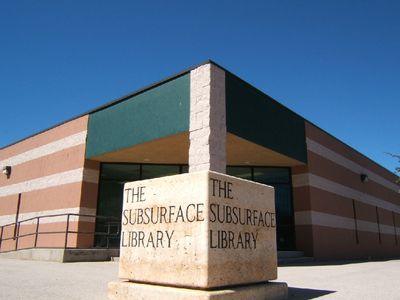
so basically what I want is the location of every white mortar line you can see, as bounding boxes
[0,207,97,226]
[292,173,400,214]
[306,138,399,192]
[0,131,87,167]
[0,167,98,197]
[295,210,398,235]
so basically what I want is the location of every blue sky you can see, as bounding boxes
[0,0,399,173]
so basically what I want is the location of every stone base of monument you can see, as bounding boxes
[108,281,288,300]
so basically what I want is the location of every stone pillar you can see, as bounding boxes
[189,63,226,173]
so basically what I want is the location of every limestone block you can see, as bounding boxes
[119,171,277,289]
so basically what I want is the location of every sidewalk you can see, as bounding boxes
[0,258,117,300]
[279,259,400,299]
[0,257,399,299]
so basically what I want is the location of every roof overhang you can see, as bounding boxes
[90,132,304,167]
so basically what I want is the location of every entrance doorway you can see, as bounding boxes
[95,163,187,247]
[95,163,295,250]
[226,166,295,250]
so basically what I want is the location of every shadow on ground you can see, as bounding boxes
[280,257,400,267]
[288,287,335,299]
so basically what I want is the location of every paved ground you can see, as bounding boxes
[0,258,399,299]
[279,259,400,299]
[0,259,117,300]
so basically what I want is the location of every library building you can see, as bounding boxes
[0,61,399,260]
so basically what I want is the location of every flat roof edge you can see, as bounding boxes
[1,59,396,176]
[0,60,215,150]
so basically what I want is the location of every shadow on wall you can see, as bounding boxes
[288,287,336,299]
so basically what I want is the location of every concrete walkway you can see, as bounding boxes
[279,259,400,299]
[0,259,117,300]
[0,258,399,299]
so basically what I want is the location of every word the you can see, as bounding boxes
[210,178,233,199]
[209,204,276,227]
[124,186,146,203]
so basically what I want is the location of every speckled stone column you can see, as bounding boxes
[188,63,226,173]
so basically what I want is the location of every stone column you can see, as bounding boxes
[189,63,226,173]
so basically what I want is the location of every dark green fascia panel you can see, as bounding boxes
[86,74,190,158]
[226,73,307,163]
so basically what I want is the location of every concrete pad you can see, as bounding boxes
[1,258,400,299]
[108,281,288,300]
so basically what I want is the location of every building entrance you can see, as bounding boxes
[226,166,295,250]
[95,163,295,250]
[95,163,187,247]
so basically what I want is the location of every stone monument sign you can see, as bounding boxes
[108,170,287,299]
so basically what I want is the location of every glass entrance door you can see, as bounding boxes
[95,163,295,250]
[95,163,187,247]
[227,166,296,250]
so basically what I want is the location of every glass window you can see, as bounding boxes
[237,166,294,251]
[96,163,186,248]
[141,164,181,180]
[96,163,295,250]
[252,167,290,184]
[226,166,252,180]
[100,164,140,182]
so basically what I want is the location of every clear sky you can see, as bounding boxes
[0,0,399,173]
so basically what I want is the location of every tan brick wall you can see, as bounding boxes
[0,116,100,251]
[292,122,400,259]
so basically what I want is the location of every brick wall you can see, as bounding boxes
[0,116,99,251]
